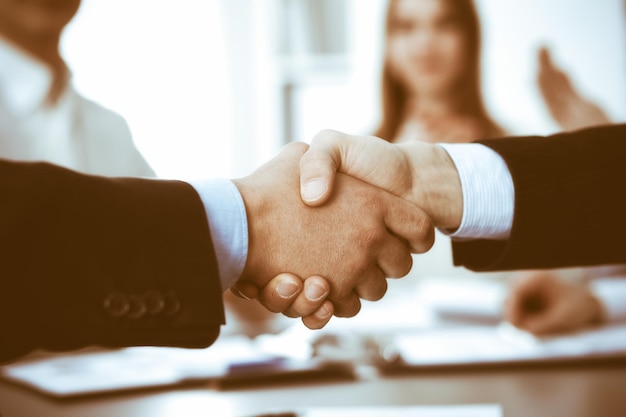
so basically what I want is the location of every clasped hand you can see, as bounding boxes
[231,130,463,329]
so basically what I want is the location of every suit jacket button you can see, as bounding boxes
[127,294,148,319]
[104,293,130,318]
[143,290,165,315]
[162,292,181,316]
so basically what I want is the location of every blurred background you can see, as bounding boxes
[3,0,626,401]
[61,0,626,180]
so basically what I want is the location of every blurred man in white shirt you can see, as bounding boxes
[0,0,154,177]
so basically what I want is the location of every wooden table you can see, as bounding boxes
[2,361,625,417]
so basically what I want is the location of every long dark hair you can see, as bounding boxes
[375,0,502,141]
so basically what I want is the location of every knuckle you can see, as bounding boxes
[331,294,361,317]
[346,302,362,317]
[283,308,299,318]
[365,282,387,302]
[303,319,320,330]
[329,285,353,302]
[285,141,309,154]
[414,217,435,252]
[397,253,414,277]
[303,316,325,330]
[262,301,283,314]
[313,129,342,145]
[359,226,384,248]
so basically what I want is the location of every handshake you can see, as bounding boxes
[229,130,464,329]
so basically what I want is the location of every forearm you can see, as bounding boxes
[190,179,248,291]
[397,141,515,240]
[397,142,463,231]
[458,125,626,270]
[0,160,224,362]
[409,124,626,271]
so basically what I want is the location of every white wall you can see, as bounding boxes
[476,0,626,135]
[287,0,388,141]
[62,0,626,180]
[62,0,232,179]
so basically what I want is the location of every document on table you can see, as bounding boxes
[0,335,352,397]
[383,322,626,368]
[248,404,502,417]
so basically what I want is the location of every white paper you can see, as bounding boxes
[394,322,626,366]
[1,335,280,396]
[416,279,507,321]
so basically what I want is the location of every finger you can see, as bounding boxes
[300,130,401,206]
[354,268,388,302]
[522,308,564,335]
[377,235,414,279]
[230,281,260,300]
[537,49,575,103]
[283,276,330,317]
[332,292,362,318]
[300,130,346,206]
[537,47,568,106]
[538,46,551,68]
[302,300,334,330]
[383,196,435,254]
[257,273,304,313]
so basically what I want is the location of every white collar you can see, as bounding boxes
[0,36,56,115]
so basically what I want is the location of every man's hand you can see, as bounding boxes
[231,274,334,330]
[232,142,434,318]
[505,271,604,335]
[298,130,463,230]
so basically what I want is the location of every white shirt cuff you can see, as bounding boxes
[590,278,626,322]
[437,143,514,240]
[189,179,248,291]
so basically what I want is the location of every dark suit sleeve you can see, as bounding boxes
[452,124,626,271]
[0,159,225,363]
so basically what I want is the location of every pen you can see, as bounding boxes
[245,413,298,417]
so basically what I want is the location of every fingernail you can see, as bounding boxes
[306,282,328,301]
[234,288,252,300]
[315,304,332,319]
[302,179,327,202]
[276,281,299,298]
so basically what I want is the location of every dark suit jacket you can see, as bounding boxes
[0,160,224,363]
[453,123,626,271]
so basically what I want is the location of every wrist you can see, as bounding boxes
[398,142,463,230]
[231,177,270,289]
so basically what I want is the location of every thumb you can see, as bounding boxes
[299,130,346,206]
[300,130,402,206]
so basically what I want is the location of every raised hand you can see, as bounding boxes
[537,46,611,131]
[232,142,434,318]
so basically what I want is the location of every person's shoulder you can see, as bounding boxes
[70,88,130,129]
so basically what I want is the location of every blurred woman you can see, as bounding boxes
[373,1,626,335]
[376,0,503,144]
[373,0,505,284]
